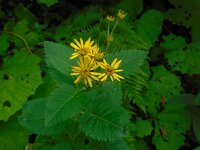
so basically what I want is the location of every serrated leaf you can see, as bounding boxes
[130,118,153,138]
[153,95,191,150]
[160,34,186,50]
[166,40,200,74]
[44,41,75,75]
[167,0,200,41]
[143,65,182,116]
[37,0,58,7]
[0,51,42,121]
[88,82,123,105]
[45,85,85,126]
[0,113,29,150]
[106,50,148,77]
[80,97,129,141]
[19,98,66,135]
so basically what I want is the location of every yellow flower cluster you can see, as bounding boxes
[69,38,124,87]
[106,9,127,22]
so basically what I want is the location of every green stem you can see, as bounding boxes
[1,31,32,54]
[110,20,119,35]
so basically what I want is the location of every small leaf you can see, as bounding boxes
[130,118,153,138]
[37,0,58,7]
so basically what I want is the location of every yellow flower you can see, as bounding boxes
[90,46,104,62]
[117,10,127,20]
[106,15,115,22]
[70,56,100,87]
[98,58,124,81]
[70,38,97,60]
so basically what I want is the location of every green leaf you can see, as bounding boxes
[19,98,66,135]
[32,142,71,150]
[166,40,200,74]
[130,118,153,138]
[160,34,186,50]
[143,65,182,116]
[194,146,200,150]
[44,41,75,75]
[0,113,29,150]
[14,3,37,23]
[106,50,148,77]
[153,96,191,150]
[80,97,129,141]
[133,9,164,50]
[118,0,143,19]
[37,0,58,7]
[88,82,123,105]
[0,34,9,56]
[0,51,42,121]
[167,0,200,41]
[45,85,85,126]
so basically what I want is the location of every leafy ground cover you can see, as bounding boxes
[0,0,200,149]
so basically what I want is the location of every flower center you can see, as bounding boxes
[79,47,89,56]
[81,68,90,78]
[106,65,115,75]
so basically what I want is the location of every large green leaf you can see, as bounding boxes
[143,65,182,116]
[45,85,85,126]
[44,41,75,75]
[153,95,191,150]
[167,0,200,41]
[133,9,164,50]
[106,50,148,77]
[19,98,66,135]
[0,113,29,150]
[0,51,42,121]
[79,97,129,141]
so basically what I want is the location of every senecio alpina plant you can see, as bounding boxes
[69,10,127,87]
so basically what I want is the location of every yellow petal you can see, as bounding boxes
[74,75,82,84]
[113,75,121,81]
[74,39,82,48]
[99,62,106,69]
[91,72,101,75]
[87,77,93,87]
[70,43,79,49]
[103,59,108,65]
[111,58,117,67]
[71,66,81,71]
[101,74,108,81]
[115,69,123,72]
[110,75,114,81]
[98,73,106,78]
[89,74,99,81]
[69,53,79,60]
[80,38,84,47]
[114,73,124,79]
[70,72,80,76]
[84,78,87,85]
[113,60,122,69]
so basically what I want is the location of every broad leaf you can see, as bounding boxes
[0,113,29,150]
[0,51,42,121]
[45,85,85,126]
[106,50,148,77]
[44,41,75,75]
[80,97,129,141]
[19,98,66,135]
[0,34,9,56]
